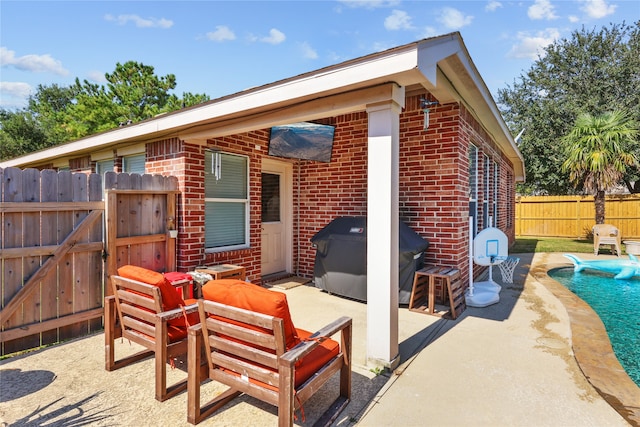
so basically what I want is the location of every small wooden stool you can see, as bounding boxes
[409,264,464,319]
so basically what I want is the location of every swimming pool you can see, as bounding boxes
[549,267,640,387]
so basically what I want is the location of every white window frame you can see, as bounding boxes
[204,151,250,252]
[483,154,490,231]
[469,144,478,237]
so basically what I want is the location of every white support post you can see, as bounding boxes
[365,86,404,369]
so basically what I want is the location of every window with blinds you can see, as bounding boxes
[204,151,249,249]
[96,159,114,175]
[123,154,145,174]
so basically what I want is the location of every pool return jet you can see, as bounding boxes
[465,218,508,308]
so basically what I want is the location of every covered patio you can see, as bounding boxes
[1,253,635,426]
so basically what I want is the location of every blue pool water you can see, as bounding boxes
[549,267,640,387]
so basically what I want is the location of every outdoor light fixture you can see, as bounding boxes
[420,98,439,130]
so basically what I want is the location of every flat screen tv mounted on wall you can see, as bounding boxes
[268,122,335,163]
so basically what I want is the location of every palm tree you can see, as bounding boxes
[562,110,638,224]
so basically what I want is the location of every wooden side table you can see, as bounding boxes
[193,264,246,298]
[409,264,464,319]
[195,264,246,281]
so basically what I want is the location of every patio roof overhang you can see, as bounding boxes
[0,32,524,181]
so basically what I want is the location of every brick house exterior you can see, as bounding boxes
[117,93,515,290]
[40,91,517,287]
[1,33,524,367]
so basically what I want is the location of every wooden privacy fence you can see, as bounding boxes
[0,168,104,355]
[0,168,178,356]
[516,195,640,239]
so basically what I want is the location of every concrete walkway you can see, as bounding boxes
[1,253,637,426]
[356,252,637,426]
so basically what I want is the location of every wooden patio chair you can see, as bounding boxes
[187,279,352,426]
[593,224,622,257]
[105,265,199,401]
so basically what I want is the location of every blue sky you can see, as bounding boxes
[1,0,638,110]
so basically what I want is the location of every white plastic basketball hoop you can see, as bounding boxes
[498,256,520,284]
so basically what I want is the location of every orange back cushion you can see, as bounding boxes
[116,265,198,328]
[201,279,300,350]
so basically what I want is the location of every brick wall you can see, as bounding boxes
[142,92,517,287]
[293,113,369,276]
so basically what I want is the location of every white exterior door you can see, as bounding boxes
[261,160,292,276]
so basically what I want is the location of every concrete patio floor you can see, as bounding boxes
[1,253,638,426]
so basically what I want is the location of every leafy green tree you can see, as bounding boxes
[164,92,211,111]
[27,83,80,145]
[499,21,640,195]
[105,61,177,122]
[0,61,210,160]
[562,110,639,224]
[0,109,49,160]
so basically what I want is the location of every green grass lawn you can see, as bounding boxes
[512,237,594,253]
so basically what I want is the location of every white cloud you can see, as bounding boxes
[385,10,414,30]
[0,81,32,108]
[371,41,395,52]
[206,25,236,42]
[438,7,474,30]
[579,0,617,18]
[0,47,69,76]
[260,28,286,45]
[299,42,318,59]
[87,70,107,83]
[420,26,439,39]
[568,15,580,23]
[528,0,558,20]
[0,81,32,98]
[337,0,400,9]
[104,14,173,29]
[507,28,560,60]
[485,1,503,12]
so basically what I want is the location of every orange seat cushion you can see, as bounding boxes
[201,279,300,350]
[116,265,198,328]
[219,331,340,390]
[293,328,340,387]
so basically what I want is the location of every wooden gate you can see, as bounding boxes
[103,171,179,286]
[0,168,179,356]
